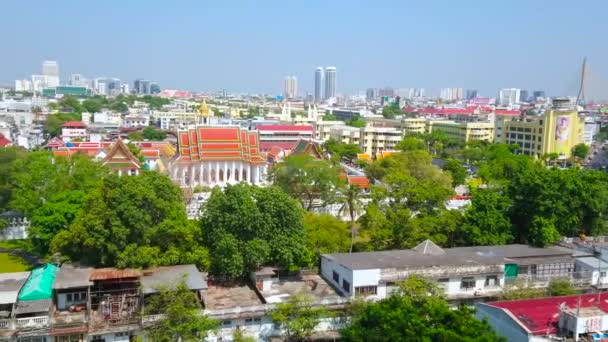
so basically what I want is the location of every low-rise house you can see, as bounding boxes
[321,241,575,304]
[61,121,88,142]
[13,264,59,335]
[575,257,608,288]
[0,272,30,334]
[51,266,93,339]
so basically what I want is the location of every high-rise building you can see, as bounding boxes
[533,90,546,101]
[440,88,463,101]
[498,88,521,106]
[134,79,151,94]
[520,90,529,103]
[42,61,60,87]
[366,88,377,101]
[324,67,336,100]
[465,89,478,100]
[283,76,297,99]
[314,67,323,102]
[150,82,161,94]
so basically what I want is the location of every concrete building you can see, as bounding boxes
[283,76,298,99]
[440,87,463,101]
[313,120,346,141]
[499,88,521,106]
[329,125,362,146]
[314,67,323,102]
[401,118,428,135]
[360,126,402,156]
[61,121,88,141]
[324,66,337,100]
[584,116,601,145]
[427,120,495,143]
[42,60,59,88]
[502,98,584,158]
[256,124,313,151]
[14,79,32,92]
[122,115,149,128]
[322,242,574,304]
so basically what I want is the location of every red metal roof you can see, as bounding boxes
[0,133,11,147]
[62,121,87,128]
[488,293,608,336]
[177,127,265,164]
[495,109,521,116]
[90,268,142,281]
[256,125,313,131]
[347,176,370,189]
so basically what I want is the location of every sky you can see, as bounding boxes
[1,0,607,97]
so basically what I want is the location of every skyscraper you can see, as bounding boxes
[324,66,336,100]
[42,61,60,87]
[499,88,521,106]
[314,67,323,102]
[283,76,297,99]
[520,90,529,103]
[465,89,478,100]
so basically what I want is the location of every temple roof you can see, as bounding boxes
[102,139,141,170]
[291,139,324,160]
[176,126,265,165]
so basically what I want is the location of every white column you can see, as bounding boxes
[215,162,220,185]
[239,163,244,182]
[223,161,228,186]
[247,164,252,183]
[189,165,195,186]
[181,167,186,186]
[199,163,204,186]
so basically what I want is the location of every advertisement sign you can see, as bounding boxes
[555,115,570,155]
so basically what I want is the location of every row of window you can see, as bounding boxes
[221,317,262,327]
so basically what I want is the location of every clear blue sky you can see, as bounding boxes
[2,0,607,97]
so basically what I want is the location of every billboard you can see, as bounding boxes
[555,116,570,142]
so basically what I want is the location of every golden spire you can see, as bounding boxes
[198,99,210,118]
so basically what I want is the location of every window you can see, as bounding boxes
[485,275,498,287]
[342,279,350,293]
[222,320,232,326]
[115,332,129,337]
[460,277,476,290]
[332,271,339,283]
[355,286,377,296]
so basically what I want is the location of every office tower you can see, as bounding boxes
[150,82,161,94]
[366,88,377,101]
[283,76,297,99]
[133,79,151,94]
[42,61,60,87]
[70,74,83,87]
[499,88,521,106]
[107,78,122,96]
[379,87,394,98]
[465,89,478,100]
[520,90,529,103]
[314,67,323,102]
[440,88,463,101]
[533,90,546,101]
[121,84,130,94]
[324,66,336,100]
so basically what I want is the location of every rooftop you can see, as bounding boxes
[204,284,262,310]
[53,266,93,290]
[14,299,52,315]
[141,264,207,294]
[256,125,313,131]
[259,274,343,304]
[62,121,86,128]
[323,244,571,271]
[0,272,30,305]
[485,293,608,336]
[89,268,141,281]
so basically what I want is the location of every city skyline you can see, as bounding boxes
[1,0,607,97]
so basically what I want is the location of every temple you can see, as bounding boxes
[169,102,267,187]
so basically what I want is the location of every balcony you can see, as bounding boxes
[15,316,49,329]
[0,319,11,329]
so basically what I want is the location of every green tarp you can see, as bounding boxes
[18,264,59,301]
[504,263,519,278]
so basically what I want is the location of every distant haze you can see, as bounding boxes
[1,0,607,97]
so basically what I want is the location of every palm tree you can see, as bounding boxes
[338,184,365,253]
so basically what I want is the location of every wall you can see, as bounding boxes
[320,256,354,297]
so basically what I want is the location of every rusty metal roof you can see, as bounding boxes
[89,268,141,281]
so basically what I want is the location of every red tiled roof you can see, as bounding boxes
[268,146,284,159]
[347,176,370,189]
[90,268,142,281]
[177,126,265,164]
[259,142,298,151]
[488,293,608,336]
[495,109,521,116]
[256,125,313,131]
[62,121,87,128]
[0,133,11,147]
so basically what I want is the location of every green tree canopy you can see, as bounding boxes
[572,143,590,160]
[144,279,218,342]
[442,158,467,187]
[341,275,505,342]
[304,213,350,265]
[381,104,402,119]
[269,154,341,210]
[324,138,362,160]
[143,126,167,140]
[270,294,326,342]
[322,113,337,121]
[200,184,308,281]
[44,113,81,137]
[461,188,513,246]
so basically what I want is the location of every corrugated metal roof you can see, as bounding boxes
[141,264,207,294]
[0,272,30,305]
[14,299,52,315]
[53,267,94,289]
[90,268,142,281]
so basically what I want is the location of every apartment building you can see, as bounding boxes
[360,126,402,156]
[312,120,345,141]
[401,118,426,135]
[328,125,361,145]
[502,98,584,158]
[427,120,495,143]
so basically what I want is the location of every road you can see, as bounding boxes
[586,142,608,171]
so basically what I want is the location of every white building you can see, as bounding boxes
[440,87,463,101]
[315,67,323,102]
[283,76,298,99]
[324,66,337,100]
[61,121,88,141]
[499,88,521,107]
[14,79,32,92]
[42,60,60,88]
[584,116,601,145]
[123,115,149,128]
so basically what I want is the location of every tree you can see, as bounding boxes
[322,113,337,121]
[269,154,341,211]
[144,279,218,342]
[51,172,209,269]
[127,131,144,141]
[547,278,575,296]
[200,184,308,281]
[338,185,364,253]
[232,328,256,342]
[381,104,402,119]
[461,188,513,246]
[44,113,81,137]
[572,143,590,160]
[395,136,426,151]
[82,99,103,113]
[59,96,83,113]
[324,138,362,160]
[341,275,505,342]
[303,213,349,265]
[143,126,167,140]
[270,294,326,342]
[442,158,467,187]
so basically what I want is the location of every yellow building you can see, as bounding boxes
[426,120,495,143]
[401,118,427,135]
[503,99,584,158]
